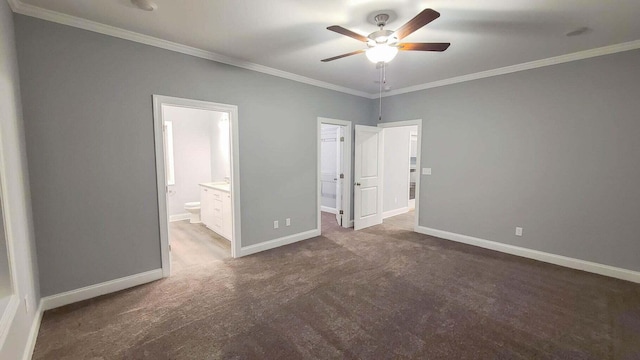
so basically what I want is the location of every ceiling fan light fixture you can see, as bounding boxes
[366,44,398,63]
[322,9,448,63]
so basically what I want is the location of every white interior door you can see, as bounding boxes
[354,125,383,230]
[335,127,343,225]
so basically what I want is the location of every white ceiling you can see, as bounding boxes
[15,0,640,96]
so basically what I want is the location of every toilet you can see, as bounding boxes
[184,202,201,224]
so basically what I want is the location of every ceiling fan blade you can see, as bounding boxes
[393,9,440,40]
[321,49,365,62]
[327,25,368,43]
[398,42,450,52]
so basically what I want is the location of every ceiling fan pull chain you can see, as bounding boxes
[383,62,387,84]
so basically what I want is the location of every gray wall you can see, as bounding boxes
[381,49,640,272]
[15,15,375,297]
[0,4,40,358]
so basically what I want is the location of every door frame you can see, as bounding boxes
[0,128,22,344]
[378,119,423,231]
[408,130,418,210]
[317,117,352,229]
[153,95,242,277]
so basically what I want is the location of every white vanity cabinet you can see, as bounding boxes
[199,183,232,241]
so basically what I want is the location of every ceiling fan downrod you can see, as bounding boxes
[374,13,390,28]
[378,62,386,121]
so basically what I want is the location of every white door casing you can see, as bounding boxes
[354,125,383,230]
[161,118,173,266]
[153,95,242,277]
[317,117,352,230]
[335,126,343,225]
[408,130,418,210]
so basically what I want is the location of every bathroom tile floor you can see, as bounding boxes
[169,220,231,273]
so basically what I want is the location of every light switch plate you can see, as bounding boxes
[422,168,432,175]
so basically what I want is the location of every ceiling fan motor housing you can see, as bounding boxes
[368,14,397,45]
[368,29,395,45]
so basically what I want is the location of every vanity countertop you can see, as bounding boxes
[199,182,230,193]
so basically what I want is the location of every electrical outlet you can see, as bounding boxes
[394,197,397,204]
[286,218,291,226]
[24,295,30,314]
[274,220,279,229]
[515,227,523,237]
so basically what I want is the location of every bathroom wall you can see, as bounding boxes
[210,111,231,182]
[164,106,213,218]
[382,125,417,215]
[320,124,338,210]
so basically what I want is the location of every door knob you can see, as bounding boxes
[355,182,361,186]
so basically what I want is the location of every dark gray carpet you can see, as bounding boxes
[33,212,640,359]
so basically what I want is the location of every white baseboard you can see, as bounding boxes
[344,219,354,228]
[416,226,640,284]
[383,207,409,219]
[0,295,20,347]
[321,206,337,214]
[40,269,164,311]
[169,213,191,222]
[239,229,320,257]
[21,302,43,360]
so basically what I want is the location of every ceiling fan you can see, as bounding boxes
[321,9,450,64]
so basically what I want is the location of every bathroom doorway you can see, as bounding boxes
[317,117,352,232]
[153,96,241,278]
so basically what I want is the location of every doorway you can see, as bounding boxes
[352,120,422,231]
[379,120,422,231]
[380,124,419,219]
[317,117,352,232]
[153,96,241,278]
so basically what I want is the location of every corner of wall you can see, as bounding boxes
[0,0,42,358]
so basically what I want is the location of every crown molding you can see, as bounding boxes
[8,0,640,100]
[8,0,372,99]
[380,39,640,98]
[6,0,18,11]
